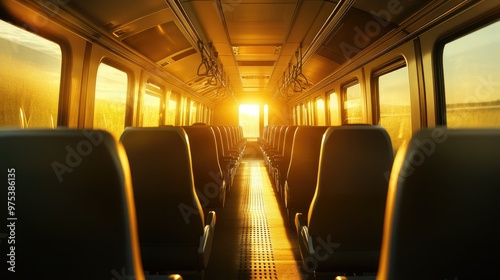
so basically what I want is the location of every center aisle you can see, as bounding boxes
[204,143,312,280]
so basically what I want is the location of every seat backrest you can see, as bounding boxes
[285,126,329,210]
[378,128,500,280]
[225,126,237,150]
[120,127,205,272]
[183,126,225,208]
[275,125,299,191]
[236,125,245,143]
[211,126,226,162]
[281,125,299,163]
[266,125,278,150]
[0,129,143,279]
[260,126,269,143]
[263,125,273,146]
[220,126,234,153]
[271,126,284,151]
[275,125,287,154]
[308,125,394,272]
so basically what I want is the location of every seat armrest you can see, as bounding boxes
[219,179,227,207]
[295,212,306,235]
[295,213,315,260]
[284,180,290,208]
[223,155,238,161]
[198,211,216,267]
[271,155,284,161]
[206,210,216,228]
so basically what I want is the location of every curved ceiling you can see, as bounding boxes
[49,0,438,103]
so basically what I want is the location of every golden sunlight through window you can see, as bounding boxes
[239,104,260,139]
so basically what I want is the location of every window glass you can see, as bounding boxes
[443,21,500,127]
[190,101,198,124]
[180,96,188,125]
[0,20,61,128]
[292,106,297,125]
[94,63,128,139]
[295,105,301,125]
[239,104,260,139]
[201,105,207,124]
[329,92,340,125]
[377,66,412,150]
[316,97,326,125]
[302,103,309,125]
[342,82,363,124]
[142,93,161,127]
[307,101,313,125]
[166,93,178,125]
[264,104,269,127]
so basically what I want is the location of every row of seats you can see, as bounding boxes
[260,124,393,278]
[181,125,245,208]
[260,125,332,225]
[0,125,245,279]
[120,124,245,277]
[259,125,500,279]
[294,125,393,278]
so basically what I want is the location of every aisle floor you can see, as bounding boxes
[204,144,312,279]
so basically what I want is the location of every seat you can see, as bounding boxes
[230,125,246,153]
[258,125,269,147]
[220,126,242,164]
[235,125,246,149]
[264,125,287,173]
[120,127,215,276]
[295,126,393,278]
[229,125,245,155]
[210,126,235,191]
[260,125,278,158]
[270,125,298,195]
[183,125,227,209]
[284,126,329,226]
[377,128,500,280]
[0,129,144,279]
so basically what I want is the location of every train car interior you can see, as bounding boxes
[1,0,499,279]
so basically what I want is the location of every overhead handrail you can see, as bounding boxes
[276,43,310,99]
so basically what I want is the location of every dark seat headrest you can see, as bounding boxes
[0,129,142,279]
[379,128,500,279]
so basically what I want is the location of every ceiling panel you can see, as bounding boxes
[54,0,439,103]
[123,22,192,62]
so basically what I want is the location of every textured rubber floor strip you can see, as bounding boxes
[238,165,278,280]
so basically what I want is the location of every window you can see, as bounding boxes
[180,96,188,125]
[292,106,297,125]
[342,81,363,124]
[295,105,302,125]
[375,63,412,151]
[201,105,208,124]
[441,20,500,128]
[239,104,259,139]
[166,92,178,125]
[264,104,269,127]
[303,102,310,125]
[307,101,313,125]
[94,63,128,139]
[190,100,198,124]
[142,93,161,127]
[206,107,213,124]
[329,92,341,125]
[0,20,62,128]
[315,97,326,125]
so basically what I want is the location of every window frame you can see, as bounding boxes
[434,17,500,126]
[341,79,362,125]
[371,58,408,125]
